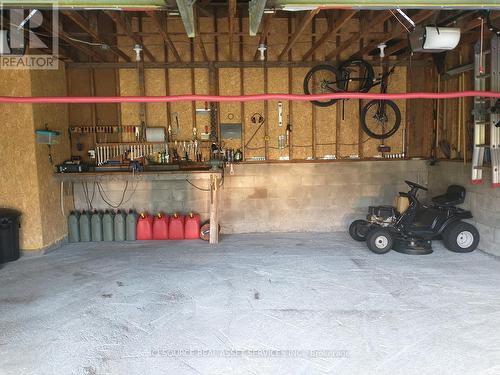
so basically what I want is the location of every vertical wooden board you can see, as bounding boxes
[338,18,359,62]
[311,17,328,61]
[93,68,118,125]
[291,67,312,159]
[198,17,216,61]
[169,68,193,140]
[243,68,265,159]
[383,66,406,155]
[119,68,141,125]
[167,18,192,61]
[145,69,167,126]
[67,69,93,125]
[407,65,434,158]
[141,17,166,61]
[116,30,135,62]
[267,18,289,61]
[315,104,337,158]
[242,17,259,61]
[219,68,242,122]
[217,18,229,61]
[194,68,210,137]
[267,68,289,160]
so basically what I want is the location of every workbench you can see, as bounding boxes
[55,169,223,244]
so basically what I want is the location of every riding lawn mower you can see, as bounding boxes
[349,180,479,255]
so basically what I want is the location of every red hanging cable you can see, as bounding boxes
[0,91,499,104]
[480,17,485,74]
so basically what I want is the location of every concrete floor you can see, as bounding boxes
[1,233,500,375]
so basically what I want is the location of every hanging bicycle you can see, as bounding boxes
[303,59,401,140]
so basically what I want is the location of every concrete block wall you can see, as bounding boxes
[74,160,428,234]
[428,162,500,256]
[221,160,428,233]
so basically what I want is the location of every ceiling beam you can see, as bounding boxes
[278,8,320,61]
[385,39,407,56]
[106,11,156,62]
[177,0,196,38]
[249,0,267,36]
[62,11,131,62]
[253,12,274,61]
[146,11,182,61]
[352,10,435,58]
[228,0,236,60]
[301,10,356,61]
[324,11,392,61]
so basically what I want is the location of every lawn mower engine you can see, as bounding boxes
[366,205,397,227]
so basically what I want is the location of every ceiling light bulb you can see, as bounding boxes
[133,44,142,62]
[257,44,267,61]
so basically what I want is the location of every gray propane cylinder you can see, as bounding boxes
[114,210,126,241]
[91,210,103,242]
[126,210,137,241]
[79,211,91,242]
[68,211,80,243]
[102,210,115,241]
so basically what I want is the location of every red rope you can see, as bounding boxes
[0,91,498,104]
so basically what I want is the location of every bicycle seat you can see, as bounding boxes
[432,185,466,206]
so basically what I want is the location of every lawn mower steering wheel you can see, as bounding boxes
[405,180,428,191]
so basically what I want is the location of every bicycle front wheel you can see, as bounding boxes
[303,64,343,107]
[360,99,401,139]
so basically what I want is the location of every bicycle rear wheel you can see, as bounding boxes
[360,99,401,139]
[303,64,343,107]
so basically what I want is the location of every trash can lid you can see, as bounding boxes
[0,208,21,220]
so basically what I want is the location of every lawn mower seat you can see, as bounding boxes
[432,185,466,206]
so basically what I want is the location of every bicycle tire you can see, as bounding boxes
[338,59,374,93]
[303,64,343,107]
[360,99,401,139]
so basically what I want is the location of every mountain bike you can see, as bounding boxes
[303,59,401,140]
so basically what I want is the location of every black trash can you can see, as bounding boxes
[0,208,21,264]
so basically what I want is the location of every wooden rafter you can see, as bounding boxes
[146,11,181,62]
[228,0,237,61]
[301,10,356,61]
[324,11,392,61]
[62,11,131,62]
[385,39,407,56]
[40,15,106,61]
[253,12,274,61]
[353,10,435,58]
[278,8,320,61]
[105,11,156,62]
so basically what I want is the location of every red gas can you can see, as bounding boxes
[169,213,185,240]
[185,212,201,240]
[153,213,169,240]
[136,212,153,240]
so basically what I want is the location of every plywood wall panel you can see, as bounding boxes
[291,67,313,159]
[243,68,265,159]
[94,68,119,125]
[119,68,141,125]
[145,69,167,126]
[267,68,289,160]
[169,68,194,140]
[68,69,92,125]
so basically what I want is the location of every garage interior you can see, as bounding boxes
[1,2,500,374]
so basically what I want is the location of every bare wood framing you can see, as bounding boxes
[353,10,435,58]
[195,6,209,62]
[278,8,320,61]
[324,11,392,60]
[253,12,274,61]
[146,11,182,62]
[62,11,131,62]
[106,11,156,62]
[228,0,237,61]
[302,10,356,61]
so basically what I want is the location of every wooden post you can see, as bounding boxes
[209,173,220,244]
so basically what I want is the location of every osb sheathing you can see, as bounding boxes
[0,66,71,251]
[68,15,407,161]
[30,66,72,249]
